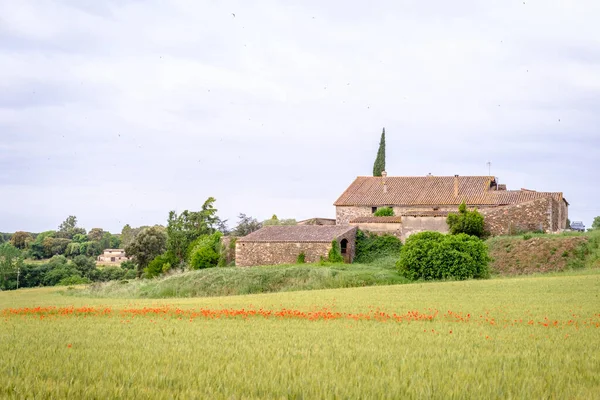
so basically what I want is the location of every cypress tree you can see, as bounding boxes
[372,127,386,177]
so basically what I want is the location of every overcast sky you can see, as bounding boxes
[1,0,599,233]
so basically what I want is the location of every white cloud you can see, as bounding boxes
[1,0,599,232]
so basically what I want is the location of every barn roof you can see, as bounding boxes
[237,225,357,243]
[350,216,403,223]
[334,176,565,206]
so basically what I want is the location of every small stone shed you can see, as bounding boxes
[236,225,357,267]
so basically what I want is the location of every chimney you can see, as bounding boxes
[454,175,459,197]
[382,171,388,193]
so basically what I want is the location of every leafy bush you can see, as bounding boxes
[43,266,81,286]
[123,269,137,280]
[57,276,92,286]
[354,230,402,263]
[446,202,485,238]
[72,255,98,279]
[217,237,236,267]
[145,251,178,278]
[297,252,306,264]
[98,266,127,282]
[374,207,394,217]
[189,232,223,270]
[328,240,344,263]
[397,231,490,281]
[120,260,136,270]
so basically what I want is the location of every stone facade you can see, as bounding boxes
[480,197,553,235]
[236,226,357,267]
[349,221,403,237]
[336,206,373,225]
[236,242,331,266]
[97,249,129,264]
[401,215,449,240]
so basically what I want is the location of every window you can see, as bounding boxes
[340,239,348,254]
[371,207,377,214]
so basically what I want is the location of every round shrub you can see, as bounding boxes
[374,207,394,217]
[397,232,489,281]
[446,202,486,238]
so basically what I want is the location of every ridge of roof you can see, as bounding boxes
[238,225,357,243]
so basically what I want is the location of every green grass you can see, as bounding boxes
[1,271,599,398]
[69,256,408,299]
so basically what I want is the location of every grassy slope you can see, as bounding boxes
[71,256,408,299]
[487,230,600,274]
[1,271,599,398]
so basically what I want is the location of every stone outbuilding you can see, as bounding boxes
[236,225,357,267]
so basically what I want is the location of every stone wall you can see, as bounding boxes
[236,229,357,267]
[236,242,330,267]
[336,206,373,225]
[401,216,449,241]
[560,200,568,230]
[349,222,403,237]
[480,197,553,235]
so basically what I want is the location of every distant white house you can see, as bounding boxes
[97,249,129,264]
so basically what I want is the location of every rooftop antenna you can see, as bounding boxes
[486,161,492,177]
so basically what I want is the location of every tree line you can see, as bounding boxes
[0,199,295,290]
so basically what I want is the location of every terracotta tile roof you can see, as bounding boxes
[401,211,450,217]
[350,216,403,223]
[238,226,357,243]
[334,176,565,206]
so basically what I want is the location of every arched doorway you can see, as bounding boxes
[340,239,350,263]
[340,239,348,254]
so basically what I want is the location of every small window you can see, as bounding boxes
[340,239,348,254]
[371,207,377,214]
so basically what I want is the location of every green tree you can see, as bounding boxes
[87,228,104,242]
[166,197,222,264]
[10,231,33,249]
[145,251,178,278]
[57,216,86,239]
[374,207,394,217]
[65,242,81,257]
[232,213,262,237]
[592,217,600,230]
[372,127,386,177]
[125,226,167,278]
[0,243,23,290]
[121,225,134,248]
[188,232,223,269]
[262,215,297,226]
[72,255,98,279]
[446,202,485,238]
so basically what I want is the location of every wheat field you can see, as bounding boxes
[1,269,599,399]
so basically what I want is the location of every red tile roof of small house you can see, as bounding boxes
[238,226,357,243]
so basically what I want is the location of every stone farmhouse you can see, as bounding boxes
[335,173,568,240]
[234,172,568,266]
[236,225,357,267]
[97,249,129,264]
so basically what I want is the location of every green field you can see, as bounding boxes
[1,269,599,399]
